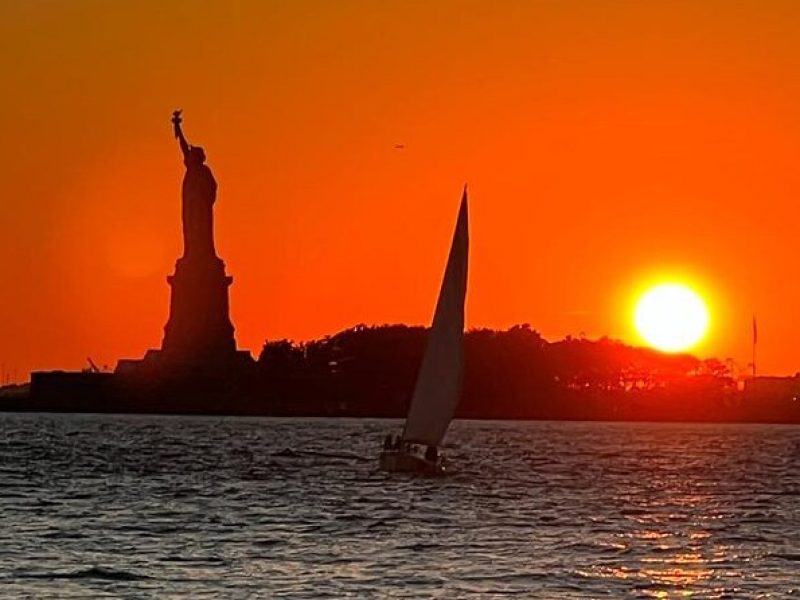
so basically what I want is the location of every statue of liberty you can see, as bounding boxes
[171,110,217,259]
[115,110,245,369]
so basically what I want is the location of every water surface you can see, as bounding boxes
[0,415,798,598]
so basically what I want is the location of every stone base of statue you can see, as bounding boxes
[114,253,255,404]
[162,254,236,364]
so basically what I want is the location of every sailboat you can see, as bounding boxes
[379,188,469,475]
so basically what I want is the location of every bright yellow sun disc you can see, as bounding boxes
[634,283,709,352]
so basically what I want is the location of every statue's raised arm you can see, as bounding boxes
[172,109,190,160]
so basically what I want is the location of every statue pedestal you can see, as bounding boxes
[114,253,254,396]
[161,255,237,365]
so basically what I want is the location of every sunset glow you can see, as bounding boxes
[634,284,709,353]
[5,1,800,378]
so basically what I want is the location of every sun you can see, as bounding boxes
[634,283,709,353]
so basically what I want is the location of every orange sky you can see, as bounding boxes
[2,1,800,379]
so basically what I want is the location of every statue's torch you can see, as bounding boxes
[172,109,183,137]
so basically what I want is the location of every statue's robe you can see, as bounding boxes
[182,163,217,259]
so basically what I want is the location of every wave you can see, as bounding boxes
[273,447,370,461]
[15,566,149,581]
[768,552,800,562]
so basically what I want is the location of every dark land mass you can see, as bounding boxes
[3,324,799,424]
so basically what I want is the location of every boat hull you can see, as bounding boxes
[379,450,445,475]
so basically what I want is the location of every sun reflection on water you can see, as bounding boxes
[582,452,751,598]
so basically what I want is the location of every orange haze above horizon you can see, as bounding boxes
[2,1,800,380]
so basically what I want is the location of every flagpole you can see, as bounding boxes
[752,315,757,379]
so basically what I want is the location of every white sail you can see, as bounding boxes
[402,189,469,447]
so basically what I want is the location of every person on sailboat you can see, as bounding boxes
[425,445,438,463]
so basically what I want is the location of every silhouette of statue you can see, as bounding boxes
[156,110,237,363]
[112,111,254,386]
[172,110,217,259]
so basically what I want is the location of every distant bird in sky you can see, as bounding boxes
[394,144,405,149]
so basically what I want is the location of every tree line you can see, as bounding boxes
[253,324,797,422]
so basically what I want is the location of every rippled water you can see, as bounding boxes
[1,415,799,598]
